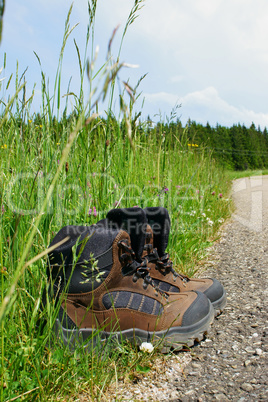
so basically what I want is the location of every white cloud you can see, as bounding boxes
[2,0,268,127]
[144,87,268,128]
[181,87,268,128]
[143,91,179,106]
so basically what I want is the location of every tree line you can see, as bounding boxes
[146,119,268,171]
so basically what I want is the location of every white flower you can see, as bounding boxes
[218,218,224,223]
[207,219,214,226]
[201,213,206,217]
[140,342,154,353]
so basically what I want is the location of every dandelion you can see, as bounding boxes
[140,342,154,353]
[218,193,223,198]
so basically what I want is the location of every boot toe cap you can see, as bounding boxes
[181,291,212,327]
[203,278,225,303]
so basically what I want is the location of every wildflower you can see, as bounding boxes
[218,218,224,223]
[207,219,214,226]
[1,205,5,214]
[114,201,120,207]
[140,342,154,353]
[57,160,60,165]
[190,210,196,216]
[93,206,97,217]
[201,213,206,218]
[164,187,169,193]
[88,208,92,216]
[176,185,181,189]
[211,191,215,196]
[92,172,96,177]
[196,190,199,194]
[28,119,32,123]
[218,193,223,198]
[1,144,7,149]
[56,142,60,145]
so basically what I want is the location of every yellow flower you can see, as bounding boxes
[56,142,60,145]
[1,144,7,149]
[39,125,42,128]
[28,119,32,123]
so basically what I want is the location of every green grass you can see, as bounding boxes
[226,169,268,181]
[0,2,233,400]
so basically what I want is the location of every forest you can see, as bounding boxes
[147,119,268,171]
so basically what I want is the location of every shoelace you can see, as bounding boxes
[118,239,168,298]
[144,243,189,285]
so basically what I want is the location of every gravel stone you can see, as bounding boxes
[96,176,268,401]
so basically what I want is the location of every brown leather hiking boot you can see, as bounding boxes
[47,222,214,352]
[143,207,227,316]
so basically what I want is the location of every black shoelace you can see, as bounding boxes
[144,243,189,285]
[118,239,168,298]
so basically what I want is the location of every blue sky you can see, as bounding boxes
[1,0,268,128]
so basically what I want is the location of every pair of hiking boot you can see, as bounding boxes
[47,207,226,352]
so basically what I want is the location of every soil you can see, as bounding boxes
[86,176,268,401]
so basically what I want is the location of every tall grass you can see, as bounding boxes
[0,1,232,400]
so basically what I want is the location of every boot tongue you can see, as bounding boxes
[106,207,147,261]
[143,207,170,257]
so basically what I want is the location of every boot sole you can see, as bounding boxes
[53,302,214,353]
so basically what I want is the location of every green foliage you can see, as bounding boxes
[0,0,4,43]
[182,120,268,171]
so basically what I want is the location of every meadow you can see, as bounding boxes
[0,2,234,400]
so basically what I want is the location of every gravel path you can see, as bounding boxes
[105,175,268,401]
